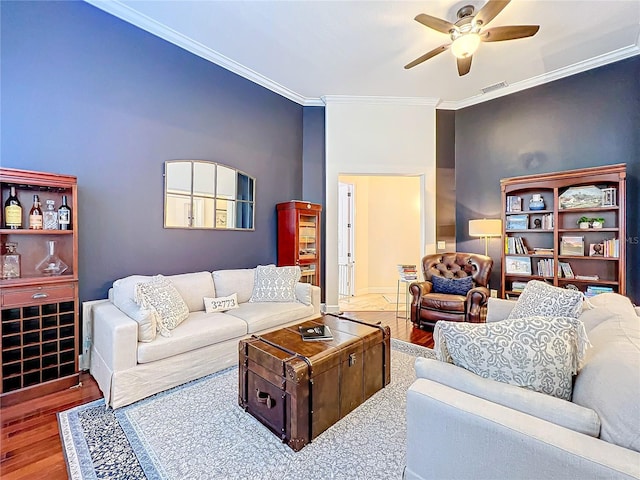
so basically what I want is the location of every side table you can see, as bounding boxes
[396,278,413,320]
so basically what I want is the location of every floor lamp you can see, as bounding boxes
[469,218,502,256]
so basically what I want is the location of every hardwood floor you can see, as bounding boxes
[0,311,432,479]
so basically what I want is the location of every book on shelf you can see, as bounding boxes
[575,274,600,281]
[299,325,333,341]
[505,236,528,254]
[585,285,614,297]
[511,281,529,292]
[506,214,529,230]
[558,262,574,279]
[536,258,554,277]
[506,195,523,212]
[533,247,554,255]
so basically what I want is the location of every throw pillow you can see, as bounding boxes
[203,293,239,313]
[134,275,189,337]
[431,275,473,295]
[249,265,301,303]
[507,280,583,320]
[434,315,590,400]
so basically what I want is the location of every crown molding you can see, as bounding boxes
[86,0,639,111]
[85,0,309,106]
[438,44,640,110]
[321,96,439,106]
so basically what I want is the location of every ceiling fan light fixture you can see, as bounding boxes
[451,33,480,58]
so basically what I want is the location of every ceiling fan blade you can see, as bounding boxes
[414,13,456,34]
[474,0,510,27]
[457,56,472,76]
[481,25,540,42]
[404,44,449,69]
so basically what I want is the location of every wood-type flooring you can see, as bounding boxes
[0,310,433,479]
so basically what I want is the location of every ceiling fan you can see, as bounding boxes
[404,0,540,76]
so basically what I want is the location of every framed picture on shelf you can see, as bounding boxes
[506,214,529,230]
[505,256,532,275]
[560,236,584,256]
[589,243,604,256]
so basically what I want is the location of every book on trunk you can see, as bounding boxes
[299,325,333,341]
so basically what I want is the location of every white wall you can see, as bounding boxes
[340,175,421,295]
[324,96,437,311]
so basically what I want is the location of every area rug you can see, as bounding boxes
[59,339,434,480]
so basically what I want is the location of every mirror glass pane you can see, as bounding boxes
[217,166,236,200]
[166,162,191,195]
[165,160,254,230]
[193,162,215,197]
[166,194,191,227]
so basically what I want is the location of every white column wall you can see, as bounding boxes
[324,97,438,311]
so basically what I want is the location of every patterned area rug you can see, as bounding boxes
[58,340,435,480]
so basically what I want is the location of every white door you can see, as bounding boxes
[338,182,355,298]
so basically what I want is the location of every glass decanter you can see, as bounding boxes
[36,240,68,276]
[2,243,21,279]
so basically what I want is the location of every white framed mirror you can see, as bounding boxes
[164,160,255,230]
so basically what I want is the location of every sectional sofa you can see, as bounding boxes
[86,268,321,408]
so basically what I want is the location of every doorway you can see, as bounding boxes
[337,175,422,311]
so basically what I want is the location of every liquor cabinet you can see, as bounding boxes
[277,201,322,286]
[0,168,79,406]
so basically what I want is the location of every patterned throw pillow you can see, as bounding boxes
[135,275,189,337]
[507,280,583,320]
[434,316,590,400]
[249,265,301,302]
[431,275,473,295]
[203,293,239,313]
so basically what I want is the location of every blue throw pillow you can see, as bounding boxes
[431,275,473,295]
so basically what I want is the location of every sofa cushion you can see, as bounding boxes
[431,275,473,295]
[112,275,156,342]
[507,280,583,320]
[135,275,190,337]
[434,315,590,400]
[226,301,314,334]
[572,293,640,452]
[166,271,216,313]
[250,265,301,303]
[137,311,248,364]
[414,357,601,437]
[204,293,239,313]
[212,268,255,303]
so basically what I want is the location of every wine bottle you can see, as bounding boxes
[58,195,71,230]
[4,186,22,229]
[29,194,43,230]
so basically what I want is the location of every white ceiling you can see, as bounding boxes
[87,0,640,109]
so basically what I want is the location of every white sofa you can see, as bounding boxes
[405,292,640,480]
[87,268,321,408]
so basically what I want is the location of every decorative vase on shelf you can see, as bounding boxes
[529,194,545,211]
[36,240,68,276]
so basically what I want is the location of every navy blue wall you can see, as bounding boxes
[454,56,640,302]
[1,1,310,302]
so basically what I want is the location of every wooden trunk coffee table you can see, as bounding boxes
[238,313,390,451]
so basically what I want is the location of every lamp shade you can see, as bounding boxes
[469,219,502,237]
[451,33,481,59]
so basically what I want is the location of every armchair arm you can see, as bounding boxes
[409,281,432,323]
[465,286,490,323]
[406,378,640,480]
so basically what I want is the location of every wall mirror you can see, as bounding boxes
[164,160,255,230]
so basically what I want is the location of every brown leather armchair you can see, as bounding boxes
[410,252,493,328]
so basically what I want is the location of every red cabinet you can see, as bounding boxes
[277,201,322,286]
